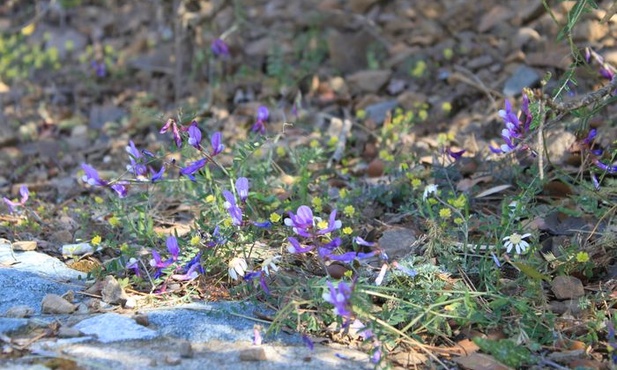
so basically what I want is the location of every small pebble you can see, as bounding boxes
[239,347,267,361]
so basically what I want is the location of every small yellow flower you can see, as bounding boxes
[205,194,216,203]
[339,188,348,199]
[270,213,282,223]
[454,217,464,225]
[317,220,328,230]
[21,23,35,36]
[449,195,467,209]
[439,208,452,220]
[411,178,422,190]
[108,216,120,227]
[442,102,452,113]
[356,109,367,120]
[91,235,102,246]
[443,48,454,60]
[223,218,232,227]
[418,109,428,121]
[328,136,339,147]
[276,146,286,157]
[310,139,319,148]
[312,197,323,212]
[190,235,201,246]
[575,251,590,263]
[411,60,426,77]
[400,163,409,171]
[343,205,355,218]
[94,196,104,204]
[342,226,353,235]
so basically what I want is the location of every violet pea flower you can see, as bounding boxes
[287,237,315,254]
[160,118,182,148]
[3,185,29,213]
[211,38,230,58]
[222,190,243,226]
[322,280,353,319]
[180,158,207,182]
[251,106,269,134]
[188,123,202,149]
[236,177,249,202]
[211,132,225,156]
[316,209,342,235]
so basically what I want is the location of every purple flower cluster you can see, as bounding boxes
[284,205,376,264]
[585,47,616,81]
[223,177,249,226]
[3,185,29,213]
[146,235,203,281]
[322,280,353,320]
[490,96,532,154]
[211,38,230,58]
[82,163,128,198]
[251,106,269,134]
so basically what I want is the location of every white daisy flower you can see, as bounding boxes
[503,233,531,254]
[228,257,248,280]
[423,184,438,200]
[261,255,281,276]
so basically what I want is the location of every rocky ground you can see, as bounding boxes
[1,0,617,369]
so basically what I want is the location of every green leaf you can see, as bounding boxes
[510,262,551,281]
[473,338,535,368]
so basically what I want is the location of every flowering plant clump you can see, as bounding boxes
[490,96,533,155]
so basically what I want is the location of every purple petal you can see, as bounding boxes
[166,236,180,259]
[256,106,269,121]
[211,132,225,156]
[110,184,128,198]
[188,124,202,149]
[236,177,249,202]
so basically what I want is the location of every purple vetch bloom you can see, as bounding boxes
[160,118,182,148]
[150,250,173,270]
[3,185,29,213]
[81,163,128,198]
[447,148,466,160]
[171,262,201,281]
[126,258,141,276]
[287,237,315,254]
[253,325,263,346]
[236,177,249,202]
[244,270,270,294]
[222,190,243,226]
[252,220,272,228]
[251,106,269,134]
[600,67,615,80]
[126,141,147,176]
[302,334,314,351]
[490,96,532,154]
[322,280,354,320]
[591,172,600,190]
[210,132,225,156]
[318,236,376,263]
[166,236,180,262]
[284,205,342,238]
[490,252,502,268]
[211,38,230,58]
[150,166,165,182]
[354,236,375,247]
[91,60,106,77]
[180,158,207,181]
[188,122,202,149]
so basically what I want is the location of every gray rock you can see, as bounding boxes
[378,228,418,260]
[347,70,392,94]
[363,100,398,125]
[74,313,158,343]
[4,305,35,318]
[503,65,540,97]
[0,241,87,282]
[551,276,585,300]
[101,276,129,306]
[0,317,29,335]
[41,294,75,314]
[0,269,79,315]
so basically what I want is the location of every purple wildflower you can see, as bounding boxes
[160,118,182,148]
[172,262,201,281]
[317,209,342,235]
[244,270,270,295]
[188,122,202,149]
[322,280,353,320]
[354,236,375,247]
[211,132,225,156]
[236,177,249,202]
[126,141,147,176]
[287,237,315,254]
[252,220,272,228]
[447,148,466,160]
[222,190,243,226]
[150,250,173,269]
[591,172,600,190]
[251,106,269,134]
[180,158,207,181]
[166,236,180,262]
[81,163,128,198]
[91,60,106,77]
[491,96,532,154]
[302,334,314,351]
[284,205,315,237]
[150,166,165,182]
[211,38,230,58]
[82,163,108,187]
[253,325,263,345]
[3,185,29,213]
[126,258,141,277]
